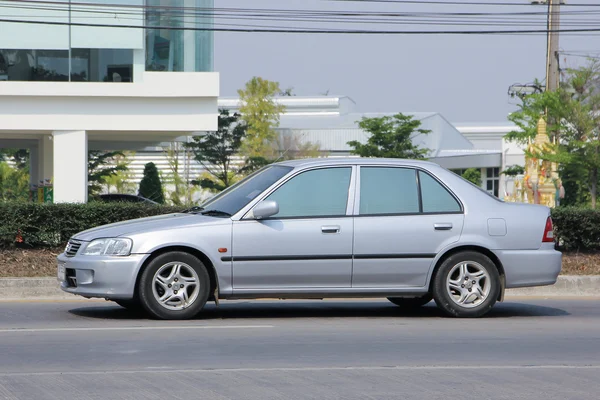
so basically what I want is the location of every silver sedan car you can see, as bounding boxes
[57,158,562,319]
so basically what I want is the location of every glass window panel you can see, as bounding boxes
[145,0,213,72]
[419,171,461,213]
[265,168,352,218]
[359,167,419,215]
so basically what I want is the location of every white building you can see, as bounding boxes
[0,0,219,203]
[123,95,525,202]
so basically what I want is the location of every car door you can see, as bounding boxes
[231,165,355,290]
[352,166,464,288]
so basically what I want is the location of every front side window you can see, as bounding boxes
[265,167,352,218]
[198,165,293,216]
[359,167,419,215]
[418,171,461,213]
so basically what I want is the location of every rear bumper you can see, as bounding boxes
[494,245,562,289]
[57,253,149,300]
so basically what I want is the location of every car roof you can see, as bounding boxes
[274,157,440,169]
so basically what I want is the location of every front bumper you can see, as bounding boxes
[495,245,562,289]
[57,253,150,300]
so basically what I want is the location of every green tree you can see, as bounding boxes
[138,162,165,203]
[186,109,248,192]
[0,162,29,201]
[237,77,286,158]
[0,149,29,172]
[461,168,482,186]
[88,151,128,197]
[101,151,137,194]
[505,59,600,208]
[163,142,199,206]
[347,113,431,159]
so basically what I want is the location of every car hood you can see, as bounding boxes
[72,213,229,242]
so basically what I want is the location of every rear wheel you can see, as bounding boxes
[138,251,210,320]
[387,294,433,309]
[432,251,500,318]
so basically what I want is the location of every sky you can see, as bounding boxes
[214,0,600,124]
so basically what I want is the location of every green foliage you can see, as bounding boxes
[237,76,286,158]
[551,207,600,251]
[501,165,525,177]
[461,168,481,186]
[101,151,137,195]
[186,109,248,193]
[88,151,128,197]
[138,162,165,204]
[162,142,199,206]
[506,59,600,208]
[0,149,29,171]
[0,162,30,201]
[0,202,181,248]
[347,113,431,159]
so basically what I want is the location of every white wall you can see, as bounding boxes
[0,72,219,132]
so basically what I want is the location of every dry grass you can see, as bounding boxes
[0,248,597,278]
[0,247,64,278]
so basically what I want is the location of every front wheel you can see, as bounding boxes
[432,251,500,318]
[138,251,211,320]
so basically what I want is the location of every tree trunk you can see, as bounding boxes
[592,168,598,209]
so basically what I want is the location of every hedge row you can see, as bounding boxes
[0,202,598,251]
[0,202,183,248]
[550,207,600,252]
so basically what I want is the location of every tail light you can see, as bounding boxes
[542,216,554,242]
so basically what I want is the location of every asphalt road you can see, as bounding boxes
[0,297,599,400]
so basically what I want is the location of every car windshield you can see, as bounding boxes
[195,165,294,216]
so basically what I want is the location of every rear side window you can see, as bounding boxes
[359,167,419,215]
[418,171,461,213]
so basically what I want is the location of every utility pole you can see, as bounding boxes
[545,0,561,94]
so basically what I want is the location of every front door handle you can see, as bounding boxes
[434,223,453,231]
[322,225,340,234]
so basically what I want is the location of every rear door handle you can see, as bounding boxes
[434,223,453,231]
[322,225,340,234]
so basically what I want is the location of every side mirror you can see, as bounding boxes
[252,200,279,220]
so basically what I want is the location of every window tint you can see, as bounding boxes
[265,167,352,218]
[199,165,293,216]
[419,171,461,213]
[359,167,419,215]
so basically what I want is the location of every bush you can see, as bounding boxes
[0,201,183,248]
[550,207,600,252]
[138,162,165,204]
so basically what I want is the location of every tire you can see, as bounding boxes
[115,299,145,313]
[387,294,433,308]
[138,251,211,320]
[432,251,500,318]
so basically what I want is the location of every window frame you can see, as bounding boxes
[353,165,464,217]
[241,165,357,221]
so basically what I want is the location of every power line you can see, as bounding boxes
[2,17,600,35]
[323,0,600,6]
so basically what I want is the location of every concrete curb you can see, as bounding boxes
[0,276,599,301]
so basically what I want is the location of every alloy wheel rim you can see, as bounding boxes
[446,261,491,309]
[152,262,200,311]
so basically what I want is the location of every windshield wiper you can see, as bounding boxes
[199,209,232,217]
[182,206,205,214]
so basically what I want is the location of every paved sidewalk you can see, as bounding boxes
[1,276,598,301]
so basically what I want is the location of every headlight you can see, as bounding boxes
[81,238,133,256]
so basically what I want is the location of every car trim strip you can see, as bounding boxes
[353,253,436,259]
[221,253,436,262]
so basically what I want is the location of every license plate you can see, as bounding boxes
[57,263,66,282]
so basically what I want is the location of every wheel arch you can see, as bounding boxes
[428,245,506,301]
[133,245,219,301]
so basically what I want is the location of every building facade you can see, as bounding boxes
[0,0,219,203]
[124,95,524,202]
